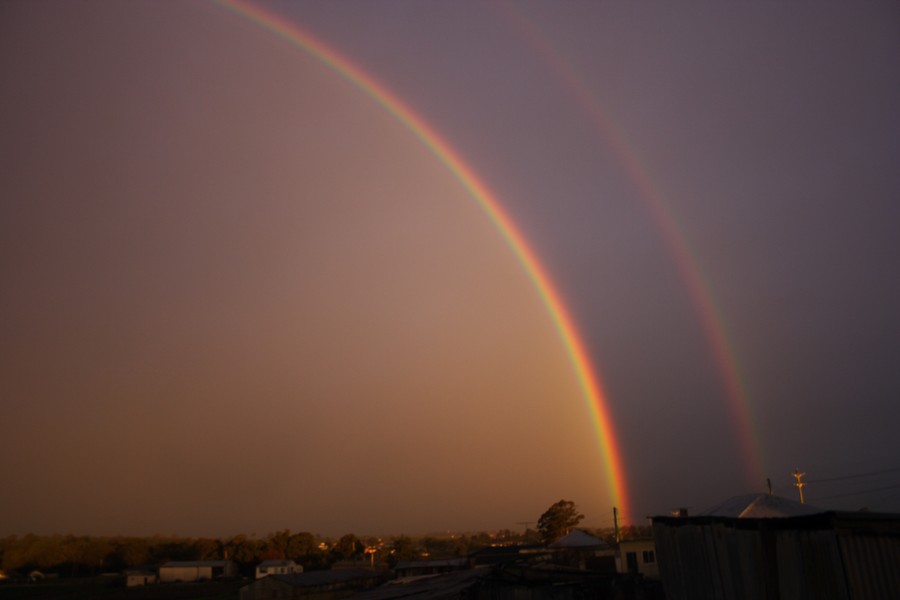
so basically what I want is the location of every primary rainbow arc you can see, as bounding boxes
[215,0,631,522]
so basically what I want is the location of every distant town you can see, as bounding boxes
[2,494,898,600]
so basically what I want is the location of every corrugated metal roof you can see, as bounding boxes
[549,530,608,548]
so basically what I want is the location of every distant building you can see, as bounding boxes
[652,495,900,600]
[159,560,238,583]
[256,559,303,579]
[125,569,158,587]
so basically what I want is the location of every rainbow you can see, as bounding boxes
[499,4,766,487]
[213,1,631,521]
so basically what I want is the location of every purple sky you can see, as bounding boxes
[2,1,899,537]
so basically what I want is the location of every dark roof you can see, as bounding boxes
[548,530,608,549]
[653,509,900,530]
[395,558,468,570]
[160,561,233,568]
[468,545,548,566]
[266,568,377,588]
[349,568,491,600]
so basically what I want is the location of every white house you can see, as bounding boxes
[255,559,303,579]
[617,539,659,579]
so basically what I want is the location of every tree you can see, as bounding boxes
[387,536,419,567]
[332,534,364,561]
[264,530,291,560]
[537,500,584,544]
[222,535,261,564]
[285,532,318,561]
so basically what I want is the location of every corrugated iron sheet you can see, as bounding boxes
[653,511,900,600]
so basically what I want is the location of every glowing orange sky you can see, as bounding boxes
[1,1,617,536]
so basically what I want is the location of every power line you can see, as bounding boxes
[807,482,900,502]
[807,466,900,484]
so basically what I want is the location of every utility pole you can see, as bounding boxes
[792,468,807,504]
[613,507,620,543]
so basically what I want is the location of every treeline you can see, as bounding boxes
[0,529,511,576]
[1,525,650,577]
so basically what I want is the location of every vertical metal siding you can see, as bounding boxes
[653,513,900,600]
[838,532,900,600]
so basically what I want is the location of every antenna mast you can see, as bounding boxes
[792,468,807,504]
[613,507,620,543]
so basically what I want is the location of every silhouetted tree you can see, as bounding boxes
[264,530,291,560]
[537,500,584,544]
[193,538,220,561]
[422,536,466,558]
[332,534,364,561]
[222,535,260,564]
[115,537,151,567]
[285,532,324,567]
[388,536,419,566]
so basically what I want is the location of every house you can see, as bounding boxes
[158,560,238,583]
[617,539,659,579]
[256,559,303,579]
[652,496,900,600]
[548,530,615,572]
[125,569,158,586]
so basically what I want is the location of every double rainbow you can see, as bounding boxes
[213,1,631,521]
[500,5,765,487]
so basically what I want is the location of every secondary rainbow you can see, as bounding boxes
[213,0,631,521]
[500,4,766,487]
